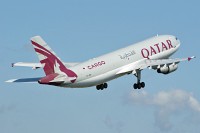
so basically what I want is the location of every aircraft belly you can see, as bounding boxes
[63,69,125,88]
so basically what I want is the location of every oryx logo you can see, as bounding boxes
[31,41,77,83]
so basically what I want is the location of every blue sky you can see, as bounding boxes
[0,0,200,133]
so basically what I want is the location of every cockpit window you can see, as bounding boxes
[175,37,178,40]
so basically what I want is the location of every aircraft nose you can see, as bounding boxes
[175,37,181,48]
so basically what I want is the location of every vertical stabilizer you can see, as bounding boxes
[31,36,77,83]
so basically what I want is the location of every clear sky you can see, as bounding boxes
[0,0,200,133]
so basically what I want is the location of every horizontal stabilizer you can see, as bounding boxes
[11,62,80,69]
[12,62,42,69]
[6,77,42,83]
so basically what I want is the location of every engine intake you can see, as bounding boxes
[157,64,178,74]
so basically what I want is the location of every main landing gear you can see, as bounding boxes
[96,83,108,90]
[133,70,145,89]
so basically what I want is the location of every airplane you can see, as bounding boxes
[6,35,195,90]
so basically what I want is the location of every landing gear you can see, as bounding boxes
[96,83,108,90]
[133,70,145,89]
[133,82,145,89]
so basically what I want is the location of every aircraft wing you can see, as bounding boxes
[12,62,80,69]
[116,56,196,75]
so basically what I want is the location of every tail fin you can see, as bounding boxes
[31,36,77,82]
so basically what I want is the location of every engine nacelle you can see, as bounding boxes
[157,64,178,74]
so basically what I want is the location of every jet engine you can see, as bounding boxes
[157,64,178,74]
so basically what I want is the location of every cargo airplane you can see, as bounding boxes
[6,35,195,90]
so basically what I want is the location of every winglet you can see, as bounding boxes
[188,56,196,61]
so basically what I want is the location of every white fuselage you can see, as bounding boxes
[62,35,180,88]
